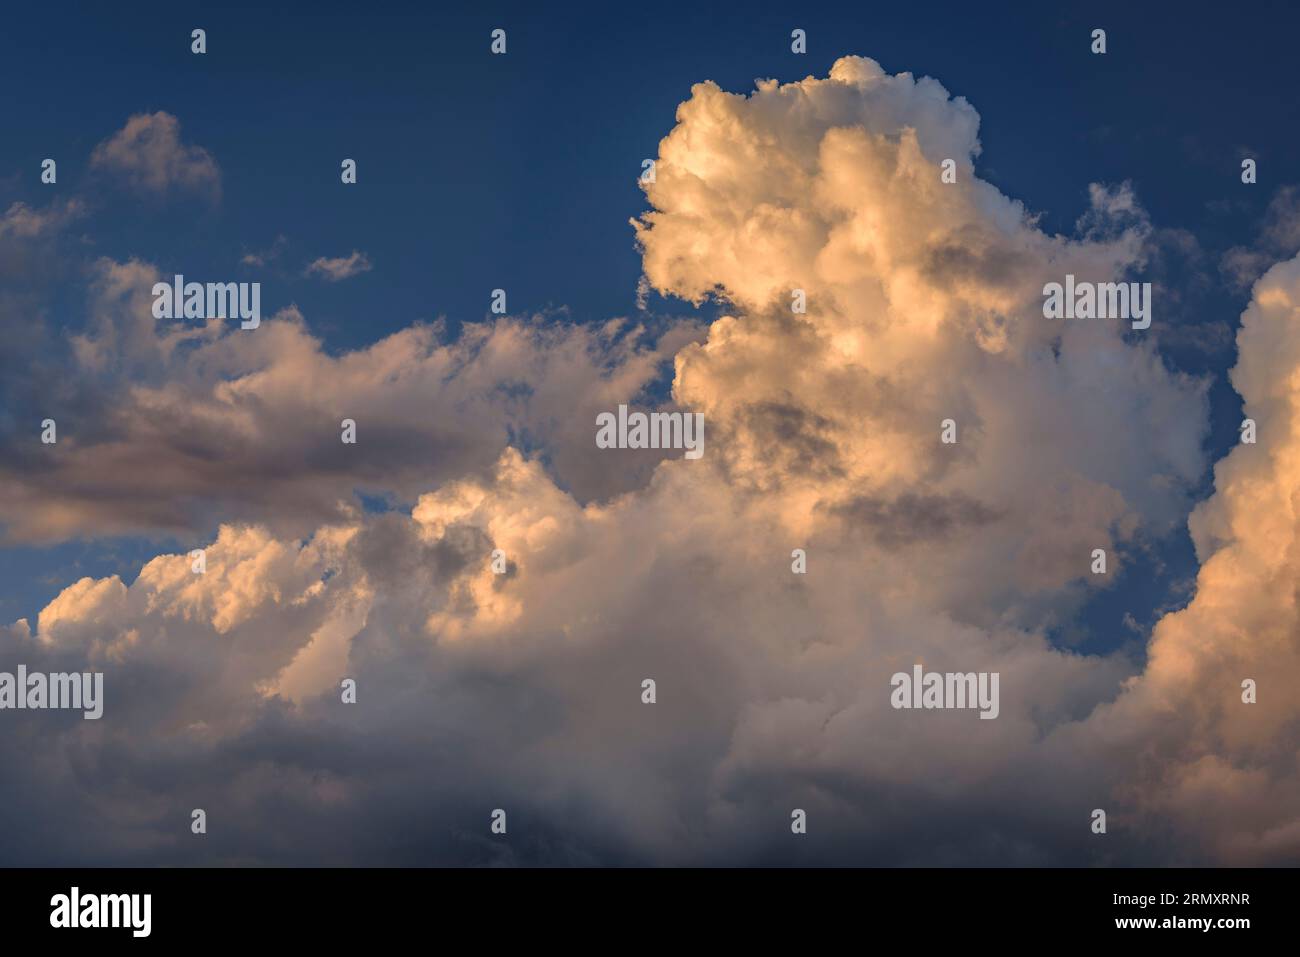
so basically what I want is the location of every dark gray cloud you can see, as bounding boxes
[830,491,1003,546]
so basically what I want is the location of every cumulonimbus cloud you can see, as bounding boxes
[1,57,1296,865]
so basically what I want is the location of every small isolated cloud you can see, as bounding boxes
[304,250,372,282]
[89,111,221,200]
[242,234,288,268]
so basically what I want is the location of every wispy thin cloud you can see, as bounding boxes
[242,234,288,268]
[304,250,372,282]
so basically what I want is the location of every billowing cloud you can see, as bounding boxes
[2,57,1295,866]
[0,256,700,542]
[89,112,221,200]
[633,57,1205,633]
[1083,254,1300,864]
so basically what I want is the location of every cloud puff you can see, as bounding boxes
[1,57,1294,866]
[89,112,221,200]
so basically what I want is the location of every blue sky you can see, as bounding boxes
[5,0,1293,340]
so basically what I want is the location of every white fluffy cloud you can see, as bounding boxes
[634,57,1205,632]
